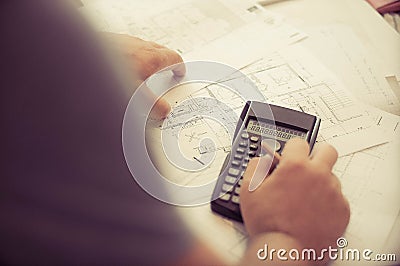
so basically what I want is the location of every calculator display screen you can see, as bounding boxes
[247,119,307,141]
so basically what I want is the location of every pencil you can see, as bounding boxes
[247,140,282,192]
[261,139,281,166]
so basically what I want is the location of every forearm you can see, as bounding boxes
[240,232,310,266]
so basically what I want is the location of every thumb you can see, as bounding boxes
[135,79,171,120]
[150,96,171,120]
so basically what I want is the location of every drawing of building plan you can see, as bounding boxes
[147,45,400,264]
[239,46,398,156]
[146,81,247,188]
[149,45,398,185]
[80,1,400,262]
[305,25,400,115]
[80,0,305,56]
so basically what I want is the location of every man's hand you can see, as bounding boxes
[102,32,185,80]
[240,139,350,261]
[102,33,185,119]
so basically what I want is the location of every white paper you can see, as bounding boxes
[305,25,400,115]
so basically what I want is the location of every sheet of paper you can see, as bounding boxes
[177,127,400,265]
[80,1,400,261]
[333,120,400,258]
[148,45,400,264]
[305,25,400,115]
[147,44,395,187]
[183,20,306,68]
[386,75,400,102]
[80,0,306,57]
[239,45,396,156]
[145,82,245,188]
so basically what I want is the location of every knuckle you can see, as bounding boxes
[170,50,183,63]
[284,157,308,172]
[286,137,308,147]
[141,53,162,77]
[326,181,340,199]
[313,165,332,178]
[150,41,165,48]
[324,143,339,157]
[322,177,342,201]
[163,49,181,66]
[148,52,162,69]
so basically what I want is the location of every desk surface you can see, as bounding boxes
[264,0,400,71]
[81,0,400,262]
[264,0,400,114]
[263,0,400,255]
[224,1,400,261]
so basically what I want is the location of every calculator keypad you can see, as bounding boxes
[213,128,286,222]
[225,176,237,184]
[231,195,240,204]
[219,192,231,201]
[250,136,259,142]
[231,160,240,167]
[228,168,240,176]
[211,102,319,223]
[236,148,245,154]
[216,130,265,208]
[234,154,243,160]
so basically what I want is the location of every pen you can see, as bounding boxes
[248,139,281,191]
[260,139,281,166]
[258,0,291,7]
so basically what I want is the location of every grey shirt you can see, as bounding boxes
[0,1,192,264]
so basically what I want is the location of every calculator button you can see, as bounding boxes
[250,136,259,142]
[225,176,237,184]
[239,141,247,147]
[242,163,248,168]
[228,168,240,176]
[262,139,281,152]
[234,154,243,160]
[240,170,245,177]
[234,187,241,195]
[236,148,245,154]
[249,144,258,150]
[222,184,234,192]
[232,195,240,204]
[244,156,250,162]
[241,133,249,139]
[248,151,256,157]
[231,160,240,167]
[219,192,231,201]
[238,179,243,186]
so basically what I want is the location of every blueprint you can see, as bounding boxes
[305,25,400,115]
[149,45,400,264]
[81,0,305,56]
[80,1,400,262]
[239,46,397,156]
[146,82,246,187]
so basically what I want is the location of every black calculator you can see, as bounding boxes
[211,101,321,222]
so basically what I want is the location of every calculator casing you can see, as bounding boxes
[211,101,321,222]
